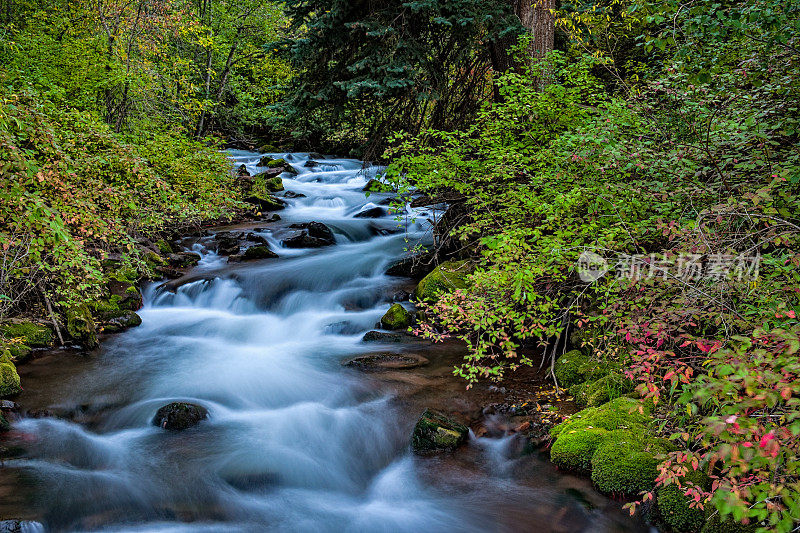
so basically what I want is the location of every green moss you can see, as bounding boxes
[554,349,590,387]
[658,482,706,533]
[258,143,278,153]
[413,260,471,302]
[144,250,167,266]
[0,410,8,431]
[590,430,672,495]
[265,175,284,192]
[66,305,98,348]
[380,304,414,330]
[568,382,589,407]
[584,373,636,407]
[0,351,21,397]
[550,427,609,473]
[8,344,32,364]
[0,322,53,347]
[266,157,287,168]
[411,409,469,454]
[577,359,620,382]
[700,508,758,533]
[154,239,173,254]
[551,397,650,439]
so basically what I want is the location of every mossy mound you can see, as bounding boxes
[262,175,284,192]
[657,483,706,533]
[266,157,287,168]
[0,352,21,397]
[0,322,53,347]
[554,350,591,387]
[154,239,173,255]
[245,194,286,212]
[590,430,673,495]
[413,261,471,302]
[66,305,98,348]
[257,143,278,153]
[411,409,469,454]
[568,382,590,407]
[584,373,636,407]
[551,397,650,438]
[7,344,32,364]
[700,509,758,533]
[550,427,608,473]
[380,304,414,330]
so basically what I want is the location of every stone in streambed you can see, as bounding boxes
[380,304,414,330]
[282,222,336,248]
[283,191,306,199]
[103,311,142,333]
[216,238,241,256]
[411,409,469,454]
[353,206,387,219]
[152,402,208,431]
[66,304,98,348]
[245,195,286,212]
[242,246,278,261]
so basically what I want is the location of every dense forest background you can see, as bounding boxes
[1,0,800,531]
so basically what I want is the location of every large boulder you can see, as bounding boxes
[152,402,208,431]
[282,222,336,248]
[380,304,414,330]
[590,430,673,495]
[413,260,471,302]
[411,409,469,454]
[245,195,286,212]
[553,350,591,388]
[0,352,21,398]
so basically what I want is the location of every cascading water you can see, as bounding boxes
[0,152,649,532]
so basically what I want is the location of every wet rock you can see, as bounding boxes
[236,164,250,177]
[0,520,45,532]
[103,311,142,333]
[411,409,469,454]
[242,246,278,261]
[0,400,18,410]
[152,402,208,431]
[155,266,185,279]
[385,253,436,279]
[391,290,411,302]
[362,330,403,343]
[303,160,320,168]
[261,175,284,192]
[283,191,306,199]
[362,179,393,193]
[353,206,387,219]
[282,222,336,248]
[245,195,286,212]
[342,353,428,370]
[380,304,414,330]
[261,213,282,223]
[309,152,325,160]
[216,238,241,256]
[106,279,143,312]
[168,251,201,268]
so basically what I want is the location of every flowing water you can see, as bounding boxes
[0,152,650,532]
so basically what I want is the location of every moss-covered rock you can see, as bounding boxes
[550,427,609,473]
[554,350,591,387]
[590,430,672,495]
[242,246,278,260]
[245,194,286,212]
[0,322,53,347]
[103,311,143,333]
[411,409,469,454]
[0,352,21,397]
[154,239,173,255]
[362,178,394,193]
[551,397,650,439]
[584,373,636,407]
[380,304,414,330]
[568,382,590,407]
[263,175,284,192]
[7,344,32,364]
[257,143,279,153]
[413,260,471,302]
[66,305,98,348]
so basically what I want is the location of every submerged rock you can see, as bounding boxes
[342,353,428,370]
[0,520,45,533]
[380,304,414,330]
[282,222,336,248]
[152,402,208,431]
[411,409,469,454]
